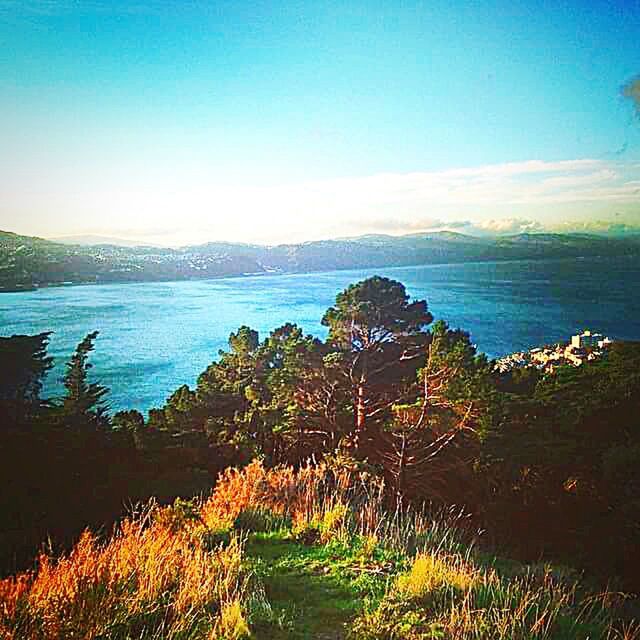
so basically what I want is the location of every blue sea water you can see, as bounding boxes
[1,256,639,414]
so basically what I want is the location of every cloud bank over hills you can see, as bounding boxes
[46,216,640,248]
[10,157,640,247]
[359,216,640,240]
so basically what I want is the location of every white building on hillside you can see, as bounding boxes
[571,330,606,349]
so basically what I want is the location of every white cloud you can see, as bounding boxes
[549,218,640,235]
[474,218,545,234]
[4,157,640,245]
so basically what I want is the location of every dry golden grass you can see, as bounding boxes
[0,504,249,640]
[0,459,377,640]
[200,458,384,539]
[351,550,640,640]
[396,552,477,598]
[1,460,637,640]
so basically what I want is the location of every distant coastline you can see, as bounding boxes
[3,252,640,295]
[2,228,639,294]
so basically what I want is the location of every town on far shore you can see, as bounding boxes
[495,330,614,374]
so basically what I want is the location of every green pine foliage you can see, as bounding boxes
[61,331,109,425]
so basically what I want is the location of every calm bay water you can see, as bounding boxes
[1,256,639,413]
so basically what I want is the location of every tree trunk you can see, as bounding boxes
[356,383,366,431]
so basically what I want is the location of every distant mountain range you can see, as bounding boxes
[2,229,639,292]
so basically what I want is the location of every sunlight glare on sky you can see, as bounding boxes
[1,0,639,245]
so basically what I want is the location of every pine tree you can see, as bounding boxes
[61,331,109,426]
[0,332,53,424]
[321,276,433,446]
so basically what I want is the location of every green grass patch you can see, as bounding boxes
[246,531,402,639]
[242,529,629,640]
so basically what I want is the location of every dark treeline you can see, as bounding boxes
[1,276,639,589]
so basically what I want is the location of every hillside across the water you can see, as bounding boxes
[2,228,640,290]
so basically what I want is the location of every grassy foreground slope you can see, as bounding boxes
[1,461,638,640]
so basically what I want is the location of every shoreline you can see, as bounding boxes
[2,252,639,295]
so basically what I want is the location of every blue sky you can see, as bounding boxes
[1,0,639,245]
